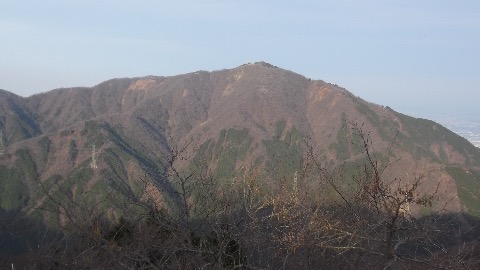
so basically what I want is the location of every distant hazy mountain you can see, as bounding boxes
[1,62,480,222]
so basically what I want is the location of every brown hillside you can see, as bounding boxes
[0,62,479,217]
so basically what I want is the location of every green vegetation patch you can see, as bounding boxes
[38,136,52,166]
[7,108,40,142]
[82,120,101,135]
[216,128,252,180]
[28,174,63,207]
[354,100,392,141]
[329,115,367,161]
[446,167,480,217]
[34,164,109,226]
[438,147,449,163]
[395,112,479,165]
[103,149,128,183]
[275,119,286,139]
[69,140,78,161]
[0,166,27,210]
[15,149,37,182]
[329,119,349,161]
[192,128,253,182]
[263,123,303,180]
[70,164,94,195]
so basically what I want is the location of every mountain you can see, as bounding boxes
[1,62,480,222]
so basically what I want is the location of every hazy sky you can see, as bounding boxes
[1,1,479,117]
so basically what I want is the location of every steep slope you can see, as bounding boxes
[0,89,40,144]
[1,62,479,221]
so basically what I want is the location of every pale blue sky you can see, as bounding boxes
[1,1,479,116]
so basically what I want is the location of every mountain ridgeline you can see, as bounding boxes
[1,62,480,221]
